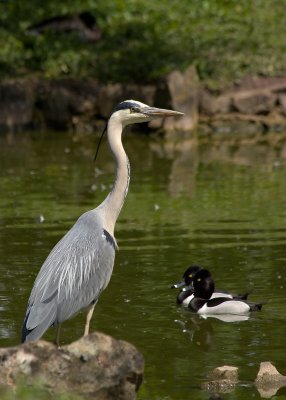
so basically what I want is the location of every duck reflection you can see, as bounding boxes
[201,314,249,323]
[174,311,249,351]
[174,312,213,351]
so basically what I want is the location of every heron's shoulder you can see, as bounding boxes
[75,210,117,250]
[76,210,103,229]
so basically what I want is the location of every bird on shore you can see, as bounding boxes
[22,100,183,345]
[188,269,263,315]
[171,264,249,306]
[26,11,102,42]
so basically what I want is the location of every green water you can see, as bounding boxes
[0,131,286,399]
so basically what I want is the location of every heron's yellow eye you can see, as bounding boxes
[130,107,137,113]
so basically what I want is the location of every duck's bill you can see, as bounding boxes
[170,280,185,289]
[143,107,184,117]
[182,284,194,292]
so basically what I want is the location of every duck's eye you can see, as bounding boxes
[197,278,201,282]
[188,274,193,278]
[130,107,137,113]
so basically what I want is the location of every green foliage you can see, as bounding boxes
[0,381,83,400]
[0,0,285,86]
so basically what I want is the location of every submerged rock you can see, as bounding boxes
[202,365,238,393]
[255,361,286,398]
[0,332,144,400]
[202,362,286,398]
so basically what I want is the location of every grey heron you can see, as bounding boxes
[22,99,183,345]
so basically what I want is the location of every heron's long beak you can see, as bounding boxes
[170,280,185,289]
[142,107,184,117]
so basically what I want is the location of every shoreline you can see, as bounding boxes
[1,70,286,134]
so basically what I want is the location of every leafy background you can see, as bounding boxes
[0,0,286,87]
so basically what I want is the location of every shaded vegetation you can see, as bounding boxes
[0,1,286,88]
[0,383,82,400]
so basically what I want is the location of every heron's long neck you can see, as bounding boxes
[99,118,130,235]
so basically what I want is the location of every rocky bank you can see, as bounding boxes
[1,67,286,134]
[0,332,144,400]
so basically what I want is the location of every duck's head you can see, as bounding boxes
[171,264,202,289]
[193,268,215,300]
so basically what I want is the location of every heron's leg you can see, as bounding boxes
[54,324,61,347]
[84,303,96,336]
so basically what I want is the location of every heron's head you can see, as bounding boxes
[110,99,183,126]
[94,100,183,162]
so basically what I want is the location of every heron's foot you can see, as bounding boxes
[84,303,95,336]
[84,322,90,336]
[54,324,61,347]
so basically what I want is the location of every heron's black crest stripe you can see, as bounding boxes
[94,101,139,163]
[103,229,116,250]
[94,123,107,162]
[112,101,138,113]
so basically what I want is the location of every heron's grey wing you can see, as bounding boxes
[56,226,116,322]
[23,211,116,339]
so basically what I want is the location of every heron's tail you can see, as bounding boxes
[21,306,56,343]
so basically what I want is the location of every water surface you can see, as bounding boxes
[0,131,286,399]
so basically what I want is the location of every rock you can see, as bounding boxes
[208,365,239,382]
[236,75,286,92]
[0,79,36,131]
[215,94,233,114]
[255,362,286,398]
[199,90,232,115]
[0,332,144,400]
[278,94,286,116]
[165,65,199,131]
[199,89,217,115]
[202,365,238,393]
[98,84,156,118]
[37,79,100,130]
[38,80,156,130]
[1,74,286,133]
[255,361,286,386]
[233,90,276,114]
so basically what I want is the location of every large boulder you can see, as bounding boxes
[0,332,144,400]
[232,89,276,114]
[164,65,199,131]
